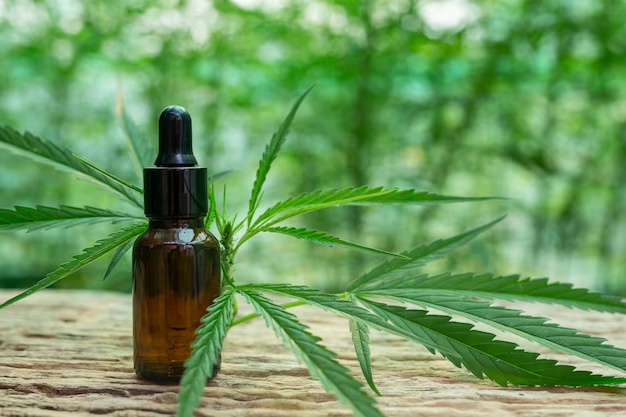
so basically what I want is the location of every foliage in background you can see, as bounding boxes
[0,0,625,294]
[2,88,626,417]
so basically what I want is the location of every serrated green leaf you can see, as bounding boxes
[238,283,451,355]
[358,298,626,387]
[178,290,234,417]
[103,237,136,280]
[0,126,143,207]
[116,91,153,177]
[204,171,232,230]
[361,272,626,313]
[0,223,147,310]
[238,283,389,325]
[265,226,408,259]
[0,205,143,232]
[361,290,626,374]
[242,283,626,387]
[238,288,385,417]
[349,319,381,396]
[248,85,315,224]
[346,216,505,292]
[253,186,495,231]
[205,184,217,229]
[73,153,144,195]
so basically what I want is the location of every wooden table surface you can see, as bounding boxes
[1,289,626,417]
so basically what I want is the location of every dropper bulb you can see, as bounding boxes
[155,105,198,167]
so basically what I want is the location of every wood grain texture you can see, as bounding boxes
[1,289,626,417]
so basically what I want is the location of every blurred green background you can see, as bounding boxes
[1,0,625,295]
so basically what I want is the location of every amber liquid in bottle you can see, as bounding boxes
[132,218,220,382]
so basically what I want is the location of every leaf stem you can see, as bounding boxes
[234,229,257,252]
[230,300,307,326]
[229,292,348,327]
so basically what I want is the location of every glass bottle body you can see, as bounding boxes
[132,217,221,383]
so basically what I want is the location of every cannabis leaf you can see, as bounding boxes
[237,284,626,389]
[252,186,494,231]
[116,91,154,177]
[248,85,315,224]
[360,272,626,313]
[102,238,136,280]
[178,290,235,417]
[238,288,385,417]
[349,318,381,396]
[0,223,147,310]
[237,284,389,327]
[0,126,143,207]
[235,284,448,366]
[346,216,505,291]
[359,290,626,374]
[265,226,408,259]
[0,205,142,232]
[237,284,386,396]
[358,298,626,387]
[205,185,218,229]
[72,153,144,195]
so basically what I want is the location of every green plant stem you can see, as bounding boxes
[230,300,307,326]
[229,292,348,327]
[219,219,239,317]
[234,229,256,252]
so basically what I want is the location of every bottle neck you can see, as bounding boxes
[148,217,205,229]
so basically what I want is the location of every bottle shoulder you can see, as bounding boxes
[135,226,219,248]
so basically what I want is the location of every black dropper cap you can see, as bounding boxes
[143,106,208,219]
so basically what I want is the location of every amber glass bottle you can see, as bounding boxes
[132,105,221,383]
